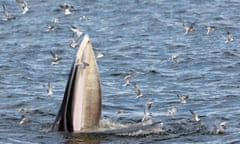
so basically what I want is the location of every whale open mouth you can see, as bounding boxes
[52,35,101,132]
[51,35,164,136]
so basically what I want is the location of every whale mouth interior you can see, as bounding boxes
[51,62,77,132]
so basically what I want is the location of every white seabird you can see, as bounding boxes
[16,0,29,14]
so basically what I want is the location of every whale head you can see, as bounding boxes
[52,35,101,132]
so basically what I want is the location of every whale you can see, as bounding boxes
[51,34,164,135]
[52,35,101,132]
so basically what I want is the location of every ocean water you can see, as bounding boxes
[0,0,240,143]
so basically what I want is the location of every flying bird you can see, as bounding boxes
[170,55,179,63]
[59,3,73,15]
[19,115,29,124]
[205,25,215,35]
[75,60,89,69]
[190,110,200,122]
[70,38,79,48]
[70,25,83,37]
[46,26,55,32]
[216,122,226,134]
[132,83,143,98]
[2,3,16,21]
[70,37,80,48]
[16,0,29,14]
[177,95,189,104]
[183,22,194,34]
[80,15,88,21]
[168,106,177,117]
[93,48,105,58]
[50,50,61,65]
[123,74,133,87]
[96,51,104,58]
[52,18,60,24]
[142,99,153,124]
[47,82,53,96]
[226,32,234,42]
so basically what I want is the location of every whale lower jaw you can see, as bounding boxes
[75,121,164,136]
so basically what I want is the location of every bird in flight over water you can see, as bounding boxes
[16,0,29,14]
[2,3,16,21]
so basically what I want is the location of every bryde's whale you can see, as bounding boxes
[52,34,163,135]
[52,35,101,132]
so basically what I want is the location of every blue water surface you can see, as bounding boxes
[0,0,240,143]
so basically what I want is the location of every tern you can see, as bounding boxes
[47,82,53,96]
[216,122,226,134]
[50,50,61,65]
[170,55,179,63]
[168,106,177,117]
[16,0,29,14]
[46,26,55,32]
[205,25,215,35]
[190,110,200,122]
[19,115,29,124]
[2,3,16,21]
[70,25,83,37]
[183,22,194,34]
[69,33,81,48]
[226,32,234,42]
[76,61,89,69]
[142,99,153,124]
[132,83,143,98]
[59,3,73,15]
[123,74,133,87]
[177,95,189,104]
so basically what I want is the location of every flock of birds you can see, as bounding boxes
[169,22,235,64]
[121,73,226,134]
[2,0,227,135]
[1,0,105,126]
[119,20,232,134]
[182,22,234,42]
[2,0,31,126]
[2,2,105,88]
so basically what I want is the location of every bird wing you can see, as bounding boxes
[50,50,56,58]
[189,110,195,116]
[2,3,9,18]
[48,82,52,89]
[16,0,26,7]
[16,0,23,6]
[70,25,80,33]
[177,95,182,100]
